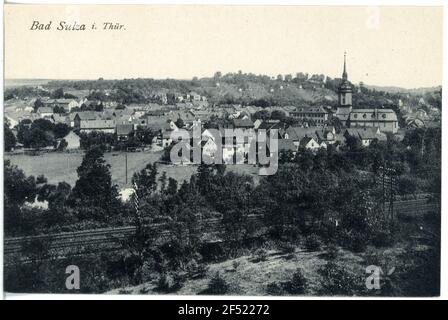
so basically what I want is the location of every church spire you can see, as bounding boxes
[342,51,348,81]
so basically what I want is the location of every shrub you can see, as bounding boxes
[338,230,368,253]
[326,244,339,260]
[285,268,307,295]
[232,260,241,271]
[139,285,151,294]
[266,282,284,296]
[203,272,229,295]
[185,259,209,279]
[371,229,395,248]
[278,241,296,255]
[156,273,174,293]
[252,248,268,262]
[155,272,185,293]
[318,261,364,296]
[304,234,322,251]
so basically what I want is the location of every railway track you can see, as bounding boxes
[4,199,438,256]
[4,215,263,255]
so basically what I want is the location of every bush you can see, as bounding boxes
[371,229,395,247]
[304,234,322,251]
[203,272,229,295]
[326,244,339,260]
[155,272,184,293]
[252,248,268,262]
[278,241,296,255]
[318,261,364,296]
[156,273,174,292]
[338,230,368,253]
[285,268,307,295]
[185,259,209,279]
[266,282,284,296]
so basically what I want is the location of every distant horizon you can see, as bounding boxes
[4,76,443,91]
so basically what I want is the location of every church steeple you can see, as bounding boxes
[337,51,353,117]
[342,51,348,81]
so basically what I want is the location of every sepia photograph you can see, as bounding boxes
[1,2,444,300]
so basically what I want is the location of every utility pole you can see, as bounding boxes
[125,150,128,185]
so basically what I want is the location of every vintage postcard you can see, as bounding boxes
[2,4,443,299]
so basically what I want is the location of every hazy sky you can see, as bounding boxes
[4,5,443,88]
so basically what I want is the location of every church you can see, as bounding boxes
[335,53,399,134]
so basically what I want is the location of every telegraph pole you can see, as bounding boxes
[125,150,128,185]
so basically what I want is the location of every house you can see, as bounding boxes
[73,111,101,129]
[37,107,54,118]
[232,118,254,129]
[81,119,116,133]
[161,129,174,148]
[60,131,81,150]
[52,114,70,126]
[76,118,116,133]
[43,99,79,112]
[315,126,337,145]
[116,124,134,141]
[191,110,213,122]
[188,91,202,102]
[344,127,386,147]
[284,126,319,148]
[278,139,297,153]
[253,119,263,130]
[290,106,329,126]
[5,115,19,128]
[299,136,322,151]
[257,120,286,138]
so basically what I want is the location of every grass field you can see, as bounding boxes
[5,151,262,190]
[5,151,162,189]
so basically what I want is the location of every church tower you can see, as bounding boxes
[336,52,353,121]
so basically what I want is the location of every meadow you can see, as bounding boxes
[5,151,262,190]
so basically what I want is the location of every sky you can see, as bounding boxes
[4,5,444,88]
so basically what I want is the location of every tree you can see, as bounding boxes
[271,110,286,121]
[53,105,66,114]
[132,163,158,200]
[166,178,178,195]
[51,88,64,99]
[57,139,68,151]
[4,122,16,151]
[253,109,270,121]
[53,123,70,139]
[33,98,44,112]
[4,160,39,235]
[175,117,185,129]
[159,171,167,193]
[70,146,119,214]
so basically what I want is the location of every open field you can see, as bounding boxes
[5,151,161,189]
[5,151,263,190]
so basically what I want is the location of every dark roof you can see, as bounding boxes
[75,111,99,120]
[116,124,134,136]
[278,139,296,152]
[233,118,254,128]
[285,126,318,141]
[299,136,316,148]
